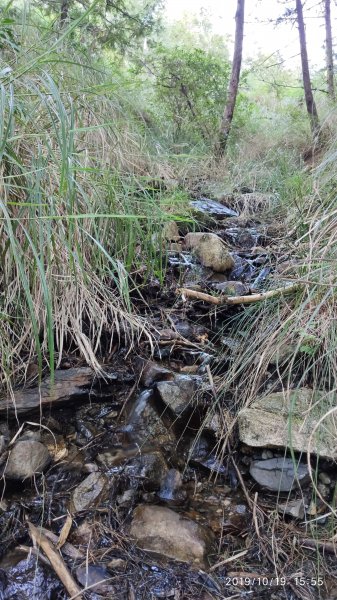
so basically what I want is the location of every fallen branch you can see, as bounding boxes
[177,283,302,305]
[28,522,83,599]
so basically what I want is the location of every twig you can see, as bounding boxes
[28,521,83,598]
[177,283,302,305]
[210,549,249,571]
[301,538,337,554]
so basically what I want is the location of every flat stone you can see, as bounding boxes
[71,472,106,512]
[250,458,309,492]
[278,498,305,519]
[184,233,234,272]
[238,388,337,459]
[190,199,238,219]
[156,375,200,416]
[4,441,50,480]
[130,505,213,566]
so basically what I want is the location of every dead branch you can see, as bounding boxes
[28,522,83,599]
[177,283,302,305]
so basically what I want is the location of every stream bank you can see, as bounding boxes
[0,190,336,600]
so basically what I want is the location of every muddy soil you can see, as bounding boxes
[0,192,336,600]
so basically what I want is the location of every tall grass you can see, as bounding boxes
[0,6,183,393]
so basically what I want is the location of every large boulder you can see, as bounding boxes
[238,388,337,459]
[130,505,213,566]
[184,233,234,272]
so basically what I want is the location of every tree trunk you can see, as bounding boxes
[296,0,320,139]
[217,0,245,155]
[60,0,69,27]
[324,0,335,101]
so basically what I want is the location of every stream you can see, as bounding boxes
[0,192,336,600]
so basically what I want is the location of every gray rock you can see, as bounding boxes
[4,441,50,480]
[238,388,337,459]
[317,483,330,498]
[278,498,305,519]
[261,450,274,460]
[184,233,234,272]
[125,451,168,489]
[140,360,173,387]
[190,199,238,219]
[250,458,309,492]
[156,375,200,416]
[130,505,213,566]
[212,281,248,296]
[125,390,176,447]
[318,472,332,485]
[71,472,106,512]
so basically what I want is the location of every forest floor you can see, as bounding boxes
[0,186,336,600]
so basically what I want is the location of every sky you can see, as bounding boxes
[164,0,336,71]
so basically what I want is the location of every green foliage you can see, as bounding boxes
[33,0,163,53]
[151,45,231,144]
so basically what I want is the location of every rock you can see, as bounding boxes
[162,221,180,241]
[139,360,173,387]
[76,565,111,593]
[268,343,298,366]
[71,472,106,512]
[124,390,176,447]
[278,498,305,519]
[261,449,274,460]
[158,469,186,502]
[107,558,126,570]
[212,281,249,296]
[221,499,249,534]
[318,472,331,485]
[249,458,309,492]
[125,451,168,489]
[4,441,50,480]
[221,227,260,249]
[130,505,213,566]
[184,233,234,272]
[190,198,238,219]
[117,488,137,507]
[317,483,330,498]
[156,375,201,416]
[238,388,337,460]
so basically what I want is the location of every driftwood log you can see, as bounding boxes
[177,283,302,306]
[0,367,114,416]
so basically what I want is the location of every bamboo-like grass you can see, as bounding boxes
[0,5,181,394]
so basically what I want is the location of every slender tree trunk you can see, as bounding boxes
[296,0,320,139]
[60,0,70,27]
[324,0,335,100]
[217,0,245,155]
